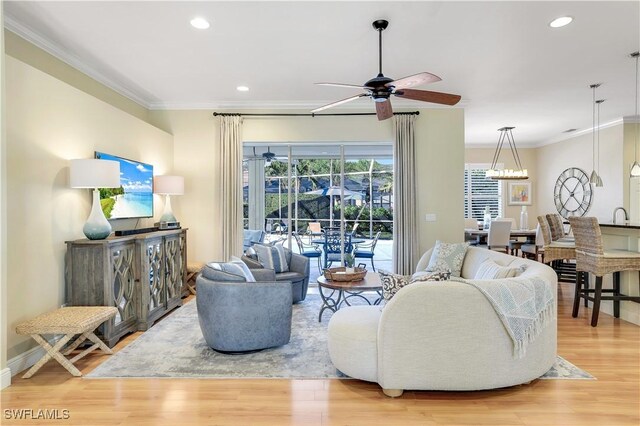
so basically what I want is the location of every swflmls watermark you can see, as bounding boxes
[4,409,70,420]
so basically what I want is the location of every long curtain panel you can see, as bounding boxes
[219,116,244,260]
[393,115,418,274]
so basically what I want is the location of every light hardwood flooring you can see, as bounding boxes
[1,282,639,425]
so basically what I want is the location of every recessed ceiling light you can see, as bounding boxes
[190,17,210,30]
[236,86,250,92]
[549,16,573,28]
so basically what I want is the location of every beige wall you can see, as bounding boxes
[3,30,171,133]
[149,108,465,265]
[536,124,623,223]
[5,56,174,360]
[465,148,538,228]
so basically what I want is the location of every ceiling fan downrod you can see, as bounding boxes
[373,19,388,77]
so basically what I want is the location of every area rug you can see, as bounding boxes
[87,295,594,380]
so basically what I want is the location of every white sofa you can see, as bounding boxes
[327,246,557,397]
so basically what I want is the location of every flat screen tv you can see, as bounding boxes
[95,152,154,219]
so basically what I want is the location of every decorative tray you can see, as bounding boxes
[323,267,367,282]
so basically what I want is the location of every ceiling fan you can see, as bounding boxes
[262,147,276,162]
[312,19,461,121]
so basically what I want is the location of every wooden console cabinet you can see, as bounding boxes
[65,229,187,347]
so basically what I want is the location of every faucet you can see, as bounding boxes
[612,207,629,224]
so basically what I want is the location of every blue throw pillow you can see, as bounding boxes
[253,244,289,273]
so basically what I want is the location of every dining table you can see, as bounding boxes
[464,228,537,245]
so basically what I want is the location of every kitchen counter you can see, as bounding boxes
[596,225,640,325]
[600,221,640,229]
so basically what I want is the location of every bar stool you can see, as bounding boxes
[546,213,574,243]
[521,224,544,262]
[537,216,575,264]
[568,217,640,327]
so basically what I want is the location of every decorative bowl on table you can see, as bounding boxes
[323,267,367,282]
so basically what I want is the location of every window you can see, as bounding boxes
[464,163,503,220]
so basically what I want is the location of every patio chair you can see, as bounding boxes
[353,231,381,271]
[294,233,322,274]
[306,222,324,242]
[323,230,353,269]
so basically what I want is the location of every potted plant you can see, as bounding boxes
[344,253,355,274]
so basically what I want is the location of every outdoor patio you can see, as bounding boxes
[264,234,393,284]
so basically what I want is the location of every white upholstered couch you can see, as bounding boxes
[327,246,557,397]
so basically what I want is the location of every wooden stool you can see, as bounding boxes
[185,262,205,295]
[15,306,117,378]
[569,217,640,327]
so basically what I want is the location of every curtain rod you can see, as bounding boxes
[212,111,419,118]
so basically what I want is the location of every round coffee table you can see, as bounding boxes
[316,272,383,322]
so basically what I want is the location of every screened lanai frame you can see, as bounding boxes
[242,142,394,264]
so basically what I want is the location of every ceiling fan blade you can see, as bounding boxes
[375,100,393,121]
[311,94,368,113]
[315,82,371,90]
[387,72,442,89]
[395,89,461,106]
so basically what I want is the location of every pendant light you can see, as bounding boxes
[595,99,605,187]
[589,84,602,186]
[485,127,528,180]
[630,51,640,177]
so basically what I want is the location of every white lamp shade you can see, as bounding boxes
[70,159,120,188]
[154,175,185,195]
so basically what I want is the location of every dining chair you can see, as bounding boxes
[353,231,382,271]
[294,233,322,274]
[487,220,512,252]
[502,217,523,255]
[464,218,479,229]
[521,224,544,262]
[569,217,640,327]
[323,231,353,269]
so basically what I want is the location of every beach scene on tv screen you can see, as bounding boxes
[96,152,154,219]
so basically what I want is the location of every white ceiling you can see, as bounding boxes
[4,1,639,146]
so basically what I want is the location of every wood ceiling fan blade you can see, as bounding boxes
[315,83,372,90]
[395,89,461,105]
[387,72,442,89]
[375,100,393,121]
[310,94,368,113]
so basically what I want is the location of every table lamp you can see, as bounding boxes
[154,175,184,224]
[70,159,121,240]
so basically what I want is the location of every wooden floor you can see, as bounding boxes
[2,282,639,426]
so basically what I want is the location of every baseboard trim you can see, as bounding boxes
[1,368,11,389]
[7,335,62,378]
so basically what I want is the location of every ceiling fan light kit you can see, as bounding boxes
[485,127,528,180]
[630,51,640,178]
[312,19,461,120]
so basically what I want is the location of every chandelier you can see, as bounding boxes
[486,127,528,180]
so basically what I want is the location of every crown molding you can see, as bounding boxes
[148,99,469,111]
[536,118,624,148]
[4,15,155,108]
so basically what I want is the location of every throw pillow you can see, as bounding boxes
[411,271,452,283]
[245,246,258,260]
[425,241,469,277]
[203,261,256,282]
[253,244,289,273]
[379,270,412,302]
[474,260,526,280]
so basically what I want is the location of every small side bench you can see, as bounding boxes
[15,306,117,378]
[185,261,205,295]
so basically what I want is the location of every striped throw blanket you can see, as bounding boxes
[451,276,555,358]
